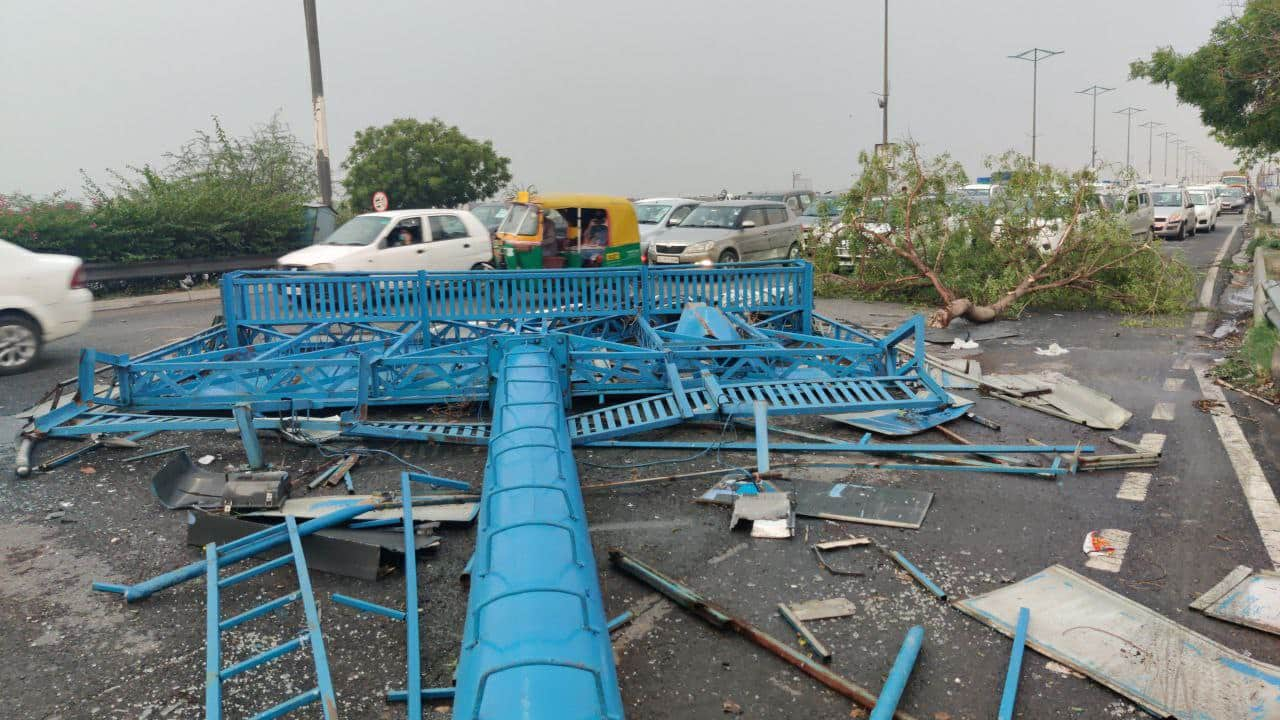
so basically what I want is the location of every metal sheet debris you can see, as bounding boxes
[793,480,933,529]
[1190,565,1280,636]
[956,564,1280,719]
[186,510,439,581]
[150,451,227,509]
[730,492,793,539]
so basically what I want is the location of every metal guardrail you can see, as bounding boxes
[84,255,278,283]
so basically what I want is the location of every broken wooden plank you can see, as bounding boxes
[789,597,857,621]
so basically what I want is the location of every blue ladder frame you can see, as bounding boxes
[204,516,338,720]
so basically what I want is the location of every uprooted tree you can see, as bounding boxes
[813,144,1194,327]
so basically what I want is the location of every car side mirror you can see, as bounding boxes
[668,218,682,226]
[740,220,756,229]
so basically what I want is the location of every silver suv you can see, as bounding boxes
[649,200,803,265]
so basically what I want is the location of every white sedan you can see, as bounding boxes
[0,239,93,374]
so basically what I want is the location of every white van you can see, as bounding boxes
[277,210,493,272]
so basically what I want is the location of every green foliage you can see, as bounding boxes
[815,145,1195,318]
[1215,321,1280,390]
[341,118,512,214]
[1,115,316,263]
[1130,0,1280,161]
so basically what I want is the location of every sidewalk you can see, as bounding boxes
[92,287,220,312]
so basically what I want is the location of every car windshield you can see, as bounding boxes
[497,203,539,236]
[634,204,672,224]
[1190,192,1210,205]
[471,204,508,226]
[1152,191,1183,206]
[1223,187,1244,197]
[802,199,844,217]
[321,216,391,246]
[1222,176,1247,185]
[751,194,785,202]
[681,205,744,229]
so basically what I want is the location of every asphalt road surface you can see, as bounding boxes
[0,215,1276,719]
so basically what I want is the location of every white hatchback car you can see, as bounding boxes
[278,209,494,272]
[0,239,93,374]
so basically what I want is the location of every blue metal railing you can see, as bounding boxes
[220,260,811,330]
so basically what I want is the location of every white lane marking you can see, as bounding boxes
[1151,402,1176,421]
[707,542,748,566]
[1086,529,1131,573]
[1163,378,1186,392]
[1139,433,1166,454]
[1172,355,1191,370]
[1117,472,1153,502]
[611,593,674,651]
[1192,362,1280,568]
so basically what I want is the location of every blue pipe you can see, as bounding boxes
[452,342,625,720]
[869,625,925,720]
[998,607,1030,720]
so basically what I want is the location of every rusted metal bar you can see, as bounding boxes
[609,548,923,720]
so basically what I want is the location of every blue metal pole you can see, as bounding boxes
[285,516,338,720]
[869,625,924,720]
[232,403,264,469]
[331,593,406,622]
[998,607,1030,720]
[885,551,947,601]
[401,471,423,720]
[205,543,222,720]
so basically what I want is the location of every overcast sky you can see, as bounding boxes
[2,0,1239,202]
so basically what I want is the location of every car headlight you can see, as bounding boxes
[310,263,335,271]
[685,241,713,253]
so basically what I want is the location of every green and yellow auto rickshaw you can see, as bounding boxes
[497,193,641,269]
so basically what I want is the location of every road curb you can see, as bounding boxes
[1198,222,1246,316]
[93,288,221,312]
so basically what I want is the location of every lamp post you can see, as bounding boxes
[1138,120,1162,181]
[1076,85,1113,168]
[1009,48,1064,162]
[1170,137,1185,181]
[1114,107,1144,174]
[302,0,333,207]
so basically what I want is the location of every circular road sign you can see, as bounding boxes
[372,191,389,212]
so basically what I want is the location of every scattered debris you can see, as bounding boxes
[1193,398,1232,416]
[221,470,290,511]
[1043,661,1085,680]
[793,480,933,530]
[610,549,921,720]
[956,565,1280,718]
[722,700,743,715]
[812,537,872,577]
[1082,530,1116,556]
[950,337,980,350]
[730,491,794,539]
[1190,565,1280,636]
[788,597,856,621]
[120,445,190,463]
[250,494,479,525]
[1034,342,1070,356]
[150,451,228,509]
[778,603,833,663]
[885,549,947,601]
[196,454,215,465]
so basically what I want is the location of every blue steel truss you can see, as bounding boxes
[43,261,1087,720]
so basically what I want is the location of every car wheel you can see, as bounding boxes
[787,243,801,260]
[471,262,495,271]
[717,249,739,264]
[0,314,41,376]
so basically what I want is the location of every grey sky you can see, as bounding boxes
[2,1,1238,201]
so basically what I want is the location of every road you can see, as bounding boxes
[0,215,1276,719]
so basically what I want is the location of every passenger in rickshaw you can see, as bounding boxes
[580,211,608,267]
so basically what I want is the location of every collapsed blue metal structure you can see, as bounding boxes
[34,260,1084,718]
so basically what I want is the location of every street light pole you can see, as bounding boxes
[1170,137,1185,181]
[1138,120,1162,180]
[1160,131,1176,181]
[1009,48,1064,162]
[1114,107,1144,174]
[1076,85,1113,168]
[881,0,889,147]
[303,0,333,207]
